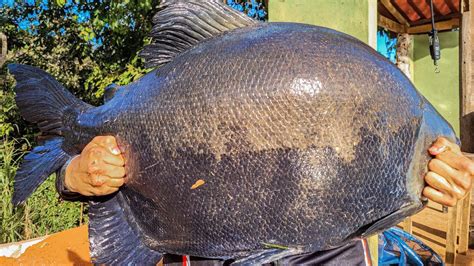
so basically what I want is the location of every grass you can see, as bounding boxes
[0,137,86,244]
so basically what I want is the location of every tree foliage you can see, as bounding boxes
[0,0,160,140]
[227,0,267,20]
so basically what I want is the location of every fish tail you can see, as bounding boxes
[8,63,91,205]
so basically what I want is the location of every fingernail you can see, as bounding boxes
[111,147,121,155]
[429,145,447,155]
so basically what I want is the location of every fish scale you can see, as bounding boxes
[9,1,457,265]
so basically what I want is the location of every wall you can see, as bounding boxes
[413,31,460,134]
[268,0,376,47]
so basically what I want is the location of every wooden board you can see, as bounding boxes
[380,0,410,26]
[399,195,472,265]
[406,18,460,34]
[378,14,406,33]
[410,206,449,260]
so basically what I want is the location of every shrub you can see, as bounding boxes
[0,137,86,243]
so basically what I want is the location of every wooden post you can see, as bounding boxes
[458,192,471,254]
[396,33,413,80]
[0,32,6,68]
[445,206,458,265]
[461,0,473,151]
[379,0,410,27]
[459,0,473,258]
[368,0,377,49]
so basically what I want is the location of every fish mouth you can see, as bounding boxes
[406,127,431,202]
[345,201,426,241]
[406,101,457,203]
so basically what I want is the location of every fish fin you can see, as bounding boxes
[231,248,303,265]
[8,64,90,136]
[12,138,69,205]
[8,64,91,205]
[89,193,163,265]
[359,202,425,238]
[140,0,259,68]
[103,83,120,103]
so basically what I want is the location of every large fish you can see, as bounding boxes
[9,0,456,264]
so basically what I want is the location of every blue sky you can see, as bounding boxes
[1,0,101,47]
[1,0,91,31]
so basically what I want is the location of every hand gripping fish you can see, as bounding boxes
[9,0,456,264]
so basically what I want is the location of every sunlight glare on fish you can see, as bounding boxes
[290,77,322,97]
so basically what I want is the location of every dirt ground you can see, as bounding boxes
[0,225,91,265]
[0,225,471,265]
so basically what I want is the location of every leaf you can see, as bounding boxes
[55,0,66,7]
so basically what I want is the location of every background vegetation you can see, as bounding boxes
[0,0,266,243]
[0,0,160,243]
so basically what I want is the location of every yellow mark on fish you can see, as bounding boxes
[262,242,289,250]
[191,179,205,189]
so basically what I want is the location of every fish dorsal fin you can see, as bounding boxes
[140,0,259,68]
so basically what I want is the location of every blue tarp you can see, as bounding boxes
[379,227,444,265]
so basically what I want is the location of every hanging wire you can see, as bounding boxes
[428,0,441,73]
[430,0,435,29]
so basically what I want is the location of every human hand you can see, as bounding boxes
[64,136,125,196]
[423,137,474,207]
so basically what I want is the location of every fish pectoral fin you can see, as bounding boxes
[89,193,163,265]
[103,83,121,103]
[231,247,303,266]
[140,0,259,69]
[359,202,424,239]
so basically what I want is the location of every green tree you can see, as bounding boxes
[0,0,159,243]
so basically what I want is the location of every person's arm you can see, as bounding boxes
[56,136,125,200]
[425,137,474,207]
